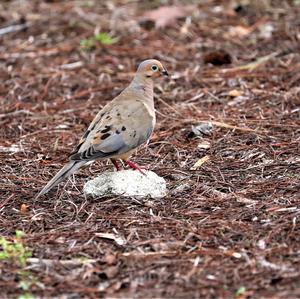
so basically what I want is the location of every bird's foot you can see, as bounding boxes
[111,159,122,171]
[125,160,146,175]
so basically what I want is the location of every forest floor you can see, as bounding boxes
[0,0,299,298]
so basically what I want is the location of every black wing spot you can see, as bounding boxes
[133,130,136,137]
[100,125,111,133]
[121,126,126,131]
[116,129,120,134]
[101,133,111,140]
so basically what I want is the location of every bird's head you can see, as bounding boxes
[136,59,168,79]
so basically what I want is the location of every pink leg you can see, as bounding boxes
[125,160,146,175]
[111,159,121,171]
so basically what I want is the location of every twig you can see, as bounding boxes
[221,52,279,73]
[0,23,28,36]
[27,258,96,266]
[0,110,34,119]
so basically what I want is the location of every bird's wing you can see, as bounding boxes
[70,95,154,162]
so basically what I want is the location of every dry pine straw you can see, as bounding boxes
[0,0,300,298]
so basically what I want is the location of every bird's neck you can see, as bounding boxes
[129,75,156,121]
[130,75,154,101]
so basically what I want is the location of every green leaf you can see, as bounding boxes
[235,286,246,296]
[94,32,118,45]
[16,230,25,239]
[19,280,30,291]
[18,294,34,299]
[0,237,8,248]
[0,252,9,260]
[80,38,95,50]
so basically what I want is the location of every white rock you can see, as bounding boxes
[83,170,167,198]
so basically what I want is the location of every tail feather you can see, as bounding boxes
[36,160,86,198]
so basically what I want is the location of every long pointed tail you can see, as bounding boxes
[36,160,86,198]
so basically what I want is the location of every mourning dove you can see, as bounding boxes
[37,59,168,197]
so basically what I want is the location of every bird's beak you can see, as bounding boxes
[161,69,169,76]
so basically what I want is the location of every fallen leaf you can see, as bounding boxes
[96,232,126,246]
[191,155,210,170]
[228,89,242,97]
[188,122,214,138]
[20,204,29,214]
[226,17,268,39]
[142,5,194,28]
[198,140,211,149]
[227,95,248,107]
[228,25,253,38]
[224,250,242,259]
[258,22,274,39]
[104,253,117,265]
[180,16,192,35]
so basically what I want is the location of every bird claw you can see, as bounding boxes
[125,160,146,175]
[111,159,121,171]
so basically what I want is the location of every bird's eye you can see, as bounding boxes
[151,65,158,71]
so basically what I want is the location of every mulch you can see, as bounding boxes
[0,0,299,298]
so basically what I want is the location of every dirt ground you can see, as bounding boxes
[0,0,300,298]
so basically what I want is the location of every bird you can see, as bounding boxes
[37,59,168,197]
